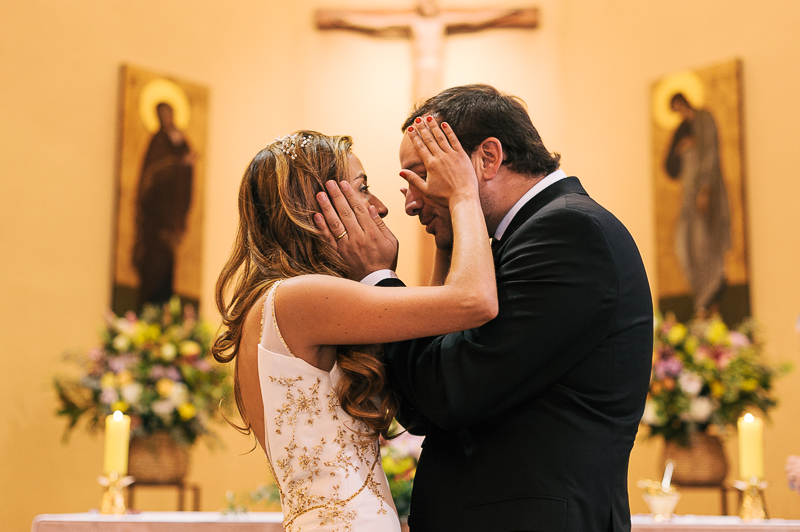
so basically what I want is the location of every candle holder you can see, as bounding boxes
[733,476,768,521]
[637,479,681,521]
[98,471,135,515]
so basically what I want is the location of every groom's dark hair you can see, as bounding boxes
[401,84,560,177]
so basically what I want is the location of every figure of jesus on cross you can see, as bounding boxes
[316,0,538,101]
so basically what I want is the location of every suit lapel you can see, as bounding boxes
[493,176,586,251]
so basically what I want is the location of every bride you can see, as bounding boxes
[212,121,495,531]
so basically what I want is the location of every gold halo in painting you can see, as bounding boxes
[139,78,191,133]
[651,71,706,131]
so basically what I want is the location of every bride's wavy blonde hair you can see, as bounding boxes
[213,131,398,440]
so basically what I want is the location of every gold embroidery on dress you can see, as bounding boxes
[260,280,389,531]
[267,373,387,531]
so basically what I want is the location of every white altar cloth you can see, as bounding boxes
[32,512,286,532]
[631,514,800,531]
[32,512,800,532]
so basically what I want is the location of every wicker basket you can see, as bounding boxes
[661,432,729,486]
[128,431,190,484]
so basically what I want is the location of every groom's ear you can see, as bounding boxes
[471,137,504,182]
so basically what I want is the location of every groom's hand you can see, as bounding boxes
[314,180,399,281]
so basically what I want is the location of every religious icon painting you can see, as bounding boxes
[650,58,750,326]
[111,64,209,315]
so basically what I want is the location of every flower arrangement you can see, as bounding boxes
[380,429,423,517]
[53,297,230,446]
[641,313,791,446]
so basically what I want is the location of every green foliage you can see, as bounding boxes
[380,427,423,517]
[222,484,281,514]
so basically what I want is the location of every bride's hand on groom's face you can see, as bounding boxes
[314,181,399,280]
[401,118,479,210]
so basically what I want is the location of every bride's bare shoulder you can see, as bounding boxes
[277,274,358,299]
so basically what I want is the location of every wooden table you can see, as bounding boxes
[31,512,800,532]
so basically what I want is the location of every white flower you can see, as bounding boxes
[169,382,189,406]
[120,383,143,406]
[115,318,134,334]
[688,396,715,423]
[151,399,175,419]
[112,334,131,352]
[160,343,177,361]
[678,371,704,396]
[641,400,664,426]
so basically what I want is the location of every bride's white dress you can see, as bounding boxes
[257,280,401,532]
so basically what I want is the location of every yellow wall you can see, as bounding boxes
[1,0,799,530]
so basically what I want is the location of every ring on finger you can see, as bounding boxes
[335,230,348,241]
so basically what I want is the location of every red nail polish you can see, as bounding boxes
[415,117,422,124]
[442,122,448,128]
[426,116,433,122]
[408,126,414,132]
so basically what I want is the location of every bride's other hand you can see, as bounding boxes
[401,118,478,210]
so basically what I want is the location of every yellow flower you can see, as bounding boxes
[111,400,129,413]
[156,378,175,398]
[707,320,729,345]
[710,381,726,398]
[179,341,201,358]
[667,324,687,345]
[117,370,134,386]
[684,336,699,355]
[133,323,161,346]
[100,372,118,389]
[178,402,197,420]
[741,379,758,392]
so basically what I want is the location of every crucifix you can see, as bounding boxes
[316,0,539,283]
[315,0,539,101]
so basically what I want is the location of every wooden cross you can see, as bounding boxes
[316,0,539,101]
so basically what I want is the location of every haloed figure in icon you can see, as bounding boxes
[665,93,731,316]
[133,102,196,309]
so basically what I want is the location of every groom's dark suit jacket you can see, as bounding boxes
[381,177,653,532]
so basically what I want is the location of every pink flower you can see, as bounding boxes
[88,347,105,362]
[655,357,683,380]
[107,357,127,373]
[708,346,733,368]
[717,352,733,369]
[166,366,181,381]
[100,388,118,405]
[656,345,675,360]
[729,331,750,348]
[695,346,711,362]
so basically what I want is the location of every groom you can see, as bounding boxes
[317,84,653,532]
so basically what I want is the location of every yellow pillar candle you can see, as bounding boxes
[103,410,131,475]
[738,413,764,480]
